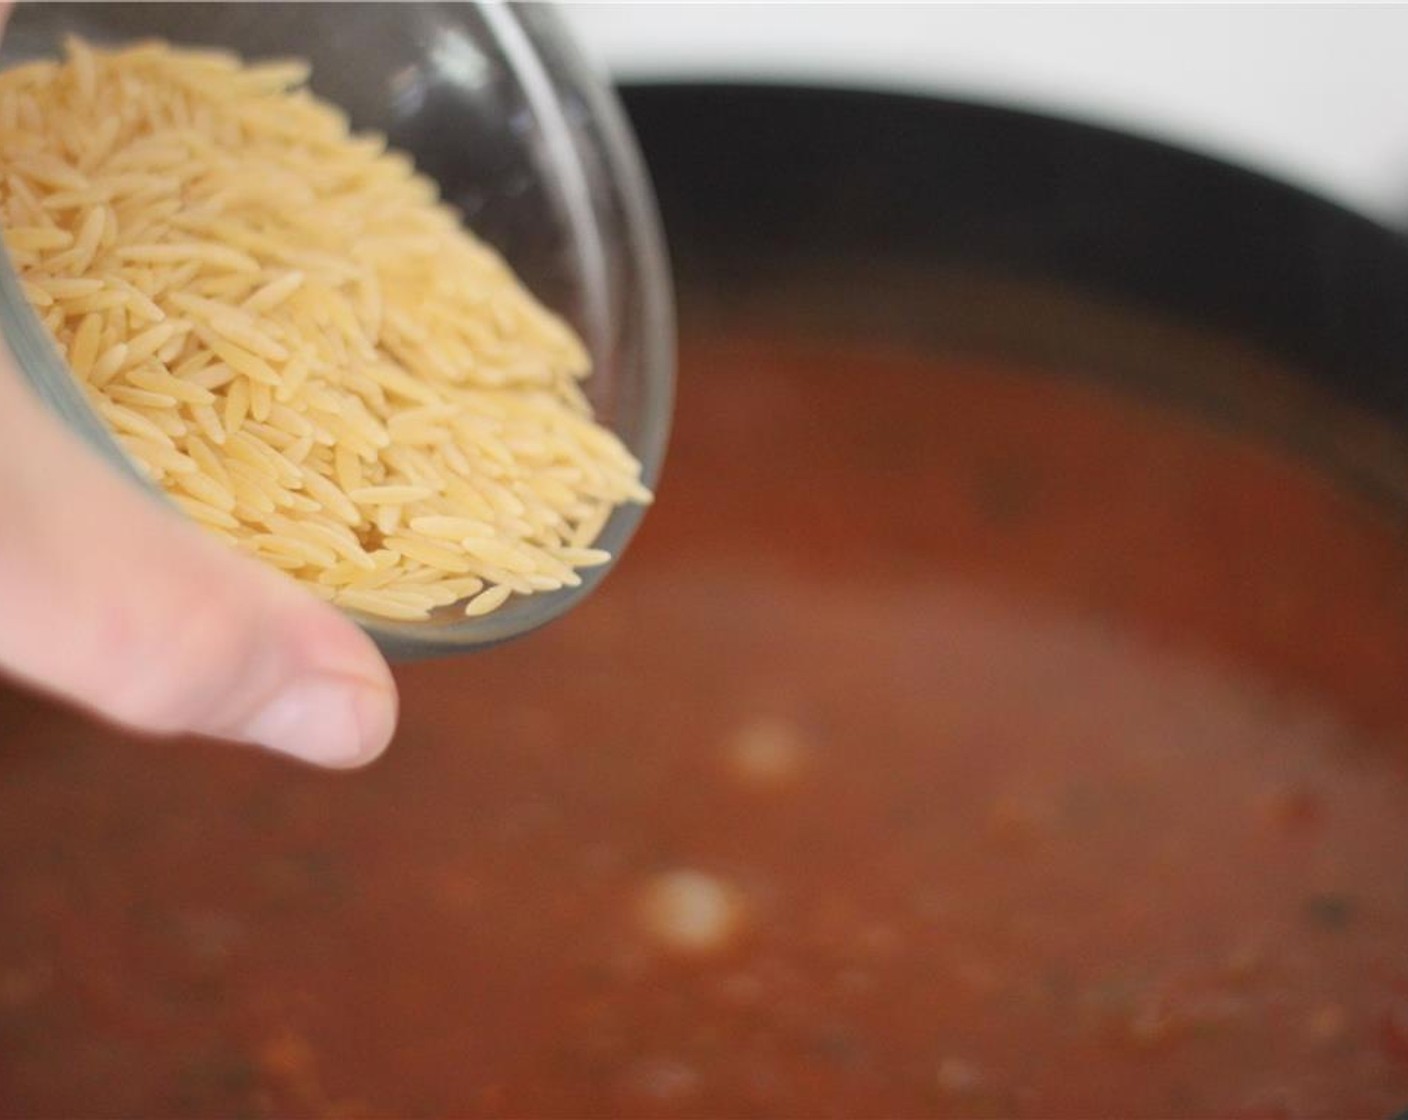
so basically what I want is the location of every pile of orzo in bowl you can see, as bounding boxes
[0,36,651,623]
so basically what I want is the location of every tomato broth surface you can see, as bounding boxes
[3,325,1408,1118]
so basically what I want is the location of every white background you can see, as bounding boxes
[562,3,1408,229]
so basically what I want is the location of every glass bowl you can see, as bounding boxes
[0,1,675,659]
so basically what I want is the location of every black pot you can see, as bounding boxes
[623,83,1408,510]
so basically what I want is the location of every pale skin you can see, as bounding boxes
[0,3,398,768]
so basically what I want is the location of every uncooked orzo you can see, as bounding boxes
[0,37,650,621]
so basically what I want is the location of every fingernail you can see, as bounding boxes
[241,676,395,768]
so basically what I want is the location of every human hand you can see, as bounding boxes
[0,345,399,768]
[0,0,395,768]
[0,2,396,767]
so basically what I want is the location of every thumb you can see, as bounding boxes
[0,356,398,768]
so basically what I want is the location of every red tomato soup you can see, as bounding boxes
[4,322,1408,1118]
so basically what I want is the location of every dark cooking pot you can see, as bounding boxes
[4,83,1408,1119]
[625,84,1408,509]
